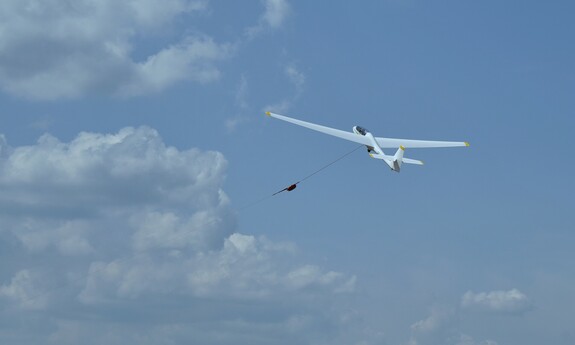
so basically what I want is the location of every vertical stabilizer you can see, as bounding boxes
[392,146,405,171]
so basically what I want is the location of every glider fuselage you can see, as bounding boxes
[353,126,397,170]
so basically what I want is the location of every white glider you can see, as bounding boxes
[266,112,469,172]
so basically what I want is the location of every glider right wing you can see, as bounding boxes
[266,112,372,146]
[375,137,469,148]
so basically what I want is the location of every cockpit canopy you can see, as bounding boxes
[355,126,368,136]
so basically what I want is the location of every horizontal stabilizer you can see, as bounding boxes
[370,153,424,165]
[402,157,424,165]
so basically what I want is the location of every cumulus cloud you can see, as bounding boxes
[0,0,231,100]
[0,127,363,344]
[0,0,297,100]
[461,289,532,314]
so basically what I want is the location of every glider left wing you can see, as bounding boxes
[266,112,372,146]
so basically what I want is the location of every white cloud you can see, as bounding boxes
[0,0,229,100]
[453,334,498,345]
[407,308,500,345]
[0,270,49,310]
[117,35,232,97]
[0,127,367,344]
[407,308,454,345]
[225,75,251,132]
[285,64,306,91]
[406,289,531,345]
[235,74,250,110]
[461,289,532,314]
[0,0,295,100]
[18,220,94,255]
[228,62,305,132]
[264,63,305,114]
[405,289,532,344]
[410,308,451,334]
[261,0,291,29]
[246,0,291,38]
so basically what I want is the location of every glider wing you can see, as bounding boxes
[375,137,469,149]
[266,112,372,146]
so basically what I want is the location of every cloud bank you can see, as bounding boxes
[0,0,232,100]
[0,0,295,100]
[0,126,365,344]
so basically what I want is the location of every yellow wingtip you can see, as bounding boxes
[400,145,405,150]
[265,111,271,116]
[464,142,470,147]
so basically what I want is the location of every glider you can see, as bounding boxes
[266,112,469,172]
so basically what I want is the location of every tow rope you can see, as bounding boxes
[239,144,363,210]
[272,144,363,195]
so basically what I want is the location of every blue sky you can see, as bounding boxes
[0,1,574,344]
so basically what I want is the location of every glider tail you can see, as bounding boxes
[369,146,424,172]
